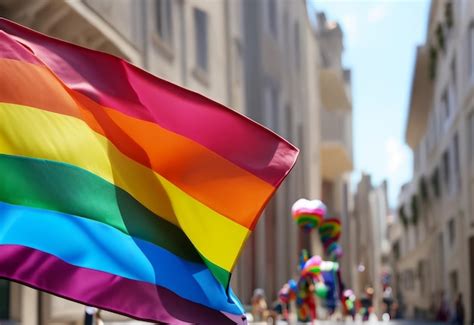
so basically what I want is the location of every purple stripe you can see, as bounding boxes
[0,245,241,324]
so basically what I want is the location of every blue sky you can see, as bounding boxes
[308,0,431,206]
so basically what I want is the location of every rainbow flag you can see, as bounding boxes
[0,19,298,324]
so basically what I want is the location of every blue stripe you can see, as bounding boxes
[0,201,243,315]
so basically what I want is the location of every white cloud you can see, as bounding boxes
[367,4,389,23]
[385,137,409,175]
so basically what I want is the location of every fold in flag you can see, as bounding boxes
[0,18,298,324]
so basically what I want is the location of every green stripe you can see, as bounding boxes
[297,216,320,224]
[0,154,230,286]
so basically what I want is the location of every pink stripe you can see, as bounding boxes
[0,31,41,64]
[0,244,240,324]
[0,18,298,186]
[293,208,325,217]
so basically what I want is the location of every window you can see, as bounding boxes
[231,39,242,84]
[294,22,300,70]
[194,8,208,72]
[443,150,451,192]
[393,241,400,260]
[449,271,458,297]
[448,218,456,246]
[322,180,335,213]
[263,86,273,129]
[469,23,474,80]
[449,58,457,112]
[298,124,306,192]
[418,261,426,295]
[438,233,445,277]
[285,104,293,141]
[441,88,451,125]
[263,84,279,131]
[468,111,474,159]
[414,143,420,172]
[452,133,461,192]
[427,114,437,151]
[155,0,173,45]
[0,279,9,319]
[272,86,280,132]
[405,270,415,290]
[268,0,277,37]
[283,12,289,53]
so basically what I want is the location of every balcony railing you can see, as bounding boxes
[321,108,352,156]
[320,108,353,179]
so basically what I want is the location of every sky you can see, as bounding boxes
[308,0,431,206]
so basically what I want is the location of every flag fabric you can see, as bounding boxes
[0,19,298,324]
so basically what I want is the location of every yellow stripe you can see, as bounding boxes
[0,102,249,271]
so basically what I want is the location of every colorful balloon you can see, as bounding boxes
[326,242,343,260]
[288,279,297,301]
[319,218,343,260]
[299,249,310,270]
[278,284,290,303]
[319,218,341,242]
[320,260,339,272]
[301,255,322,277]
[292,199,326,232]
[314,281,329,298]
[343,289,354,298]
[288,279,298,293]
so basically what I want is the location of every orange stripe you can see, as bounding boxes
[0,58,274,229]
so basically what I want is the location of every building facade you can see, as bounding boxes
[234,0,322,305]
[315,12,353,295]
[0,0,352,323]
[344,174,390,317]
[234,4,353,306]
[393,0,474,323]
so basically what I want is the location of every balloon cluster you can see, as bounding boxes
[299,255,339,299]
[278,279,298,304]
[282,198,347,321]
[291,198,342,259]
[298,252,338,294]
[343,289,356,316]
[277,252,342,322]
[291,199,327,232]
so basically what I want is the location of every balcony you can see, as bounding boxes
[320,108,353,179]
[0,0,139,63]
[405,46,433,150]
[319,68,351,112]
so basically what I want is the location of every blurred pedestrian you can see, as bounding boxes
[435,290,449,321]
[95,309,104,325]
[251,288,269,322]
[296,275,317,322]
[392,302,401,319]
[277,283,290,321]
[382,286,393,315]
[342,289,356,320]
[360,287,374,321]
[84,306,96,325]
[454,293,464,325]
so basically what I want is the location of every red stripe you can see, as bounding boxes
[0,244,240,324]
[0,18,298,187]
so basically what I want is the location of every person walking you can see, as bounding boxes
[251,288,269,322]
[454,293,465,325]
[436,291,449,321]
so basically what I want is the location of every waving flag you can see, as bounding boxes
[0,19,298,324]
